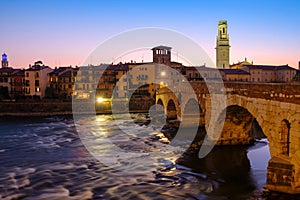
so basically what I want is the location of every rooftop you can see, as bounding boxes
[243,64,295,71]
[26,65,51,71]
[151,45,172,50]
[220,69,250,75]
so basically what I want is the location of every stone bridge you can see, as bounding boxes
[156,81,300,194]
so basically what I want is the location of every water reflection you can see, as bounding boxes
[177,146,258,199]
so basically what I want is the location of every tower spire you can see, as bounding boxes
[1,53,8,68]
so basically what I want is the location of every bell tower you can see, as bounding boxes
[1,53,8,68]
[216,20,230,68]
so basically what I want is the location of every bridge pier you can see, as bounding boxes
[266,157,298,194]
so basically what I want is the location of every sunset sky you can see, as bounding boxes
[1,0,299,68]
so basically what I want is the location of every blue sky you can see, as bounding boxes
[1,0,299,68]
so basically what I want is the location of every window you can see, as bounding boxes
[35,80,39,86]
[26,72,29,77]
[36,72,39,77]
[35,87,40,92]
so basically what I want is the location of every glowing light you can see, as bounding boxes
[96,116,106,122]
[161,71,166,76]
[97,97,104,103]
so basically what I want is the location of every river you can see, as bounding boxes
[0,114,277,199]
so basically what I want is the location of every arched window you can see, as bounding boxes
[280,119,290,155]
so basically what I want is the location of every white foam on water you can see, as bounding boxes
[48,163,88,171]
[31,186,70,200]
[27,186,94,200]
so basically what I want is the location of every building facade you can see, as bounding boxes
[47,67,78,99]
[243,65,296,83]
[0,67,14,99]
[25,62,53,99]
[220,69,250,82]
[10,69,25,98]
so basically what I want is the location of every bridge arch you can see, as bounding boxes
[166,99,178,120]
[157,98,163,107]
[215,105,265,145]
[180,98,204,127]
[182,98,202,113]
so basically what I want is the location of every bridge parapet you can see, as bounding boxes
[157,82,300,105]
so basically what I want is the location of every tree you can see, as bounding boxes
[0,87,9,100]
[45,87,58,99]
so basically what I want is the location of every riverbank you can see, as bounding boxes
[0,101,152,117]
[0,101,73,117]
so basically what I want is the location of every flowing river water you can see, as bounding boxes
[0,114,287,200]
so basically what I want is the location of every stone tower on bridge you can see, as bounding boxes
[216,20,230,69]
[152,46,172,66]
